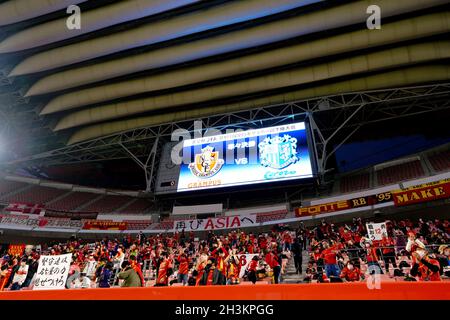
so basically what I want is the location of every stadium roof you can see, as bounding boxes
[0,0,449,182]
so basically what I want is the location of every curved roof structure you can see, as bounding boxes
[0,0,449,158]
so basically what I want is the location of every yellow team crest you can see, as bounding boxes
[189,146,224,178]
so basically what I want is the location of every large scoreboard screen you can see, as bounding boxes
[177,122,315,192]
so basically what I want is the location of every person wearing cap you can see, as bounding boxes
[410,248,441,281]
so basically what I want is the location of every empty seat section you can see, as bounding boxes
[48,192,100,211]
[119,198,152,214]
[0,180,28,199]
[83,195,132,213]
[428,149,450,172]
[376,160,425,186]
[5,185,67,204]
[256,211,288,223]
[123,220,152,230]
[340,173,370,193]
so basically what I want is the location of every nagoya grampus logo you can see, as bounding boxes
[259,134,299,170]
[189,146,224,178]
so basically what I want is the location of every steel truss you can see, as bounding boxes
[1,83,450,193]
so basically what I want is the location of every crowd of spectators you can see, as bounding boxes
[0,226,296,290]
[303,217,449,283]
[0,216,448,290]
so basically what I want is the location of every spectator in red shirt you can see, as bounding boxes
[410,249,441,281]
[211,245,228,276]
[177,251,190,286]
[246,256,259,284]
[283,231,293,251]
[321,241,340,278]
[265,249,281,284]
[380,235,397,274]
[360,238,383,275]
[340,261,361,282]
[155,252,172,287]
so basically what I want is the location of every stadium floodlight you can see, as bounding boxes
[317,100,330,111]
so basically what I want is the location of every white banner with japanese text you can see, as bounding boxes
[33,253,72,290]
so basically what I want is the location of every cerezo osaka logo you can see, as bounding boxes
[259,134,299,170]
[189,146,224,178]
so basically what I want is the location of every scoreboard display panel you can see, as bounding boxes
[177,122,314,192]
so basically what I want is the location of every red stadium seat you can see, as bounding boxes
[82,195,132,213]
[119,198,152,214]
[428,149,450,172]
[0,180,29,199]
[340,172,370,193]
[48,191,100,211]
[4,185,67,205]
[376,160,425,186]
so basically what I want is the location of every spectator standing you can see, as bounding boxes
[246,256,259,284]
[200,259,225,286]
[225,251,241,285]
[98,262,113,288]
[360,238,383,275]
[22,254,38,288]
[155,252,172,286]
[177,251,190,286]
[291,237,303,274]
[321,241,340,278]
[381,235,397,274]
[283,231,293,251]
[265,249,281,284]
[118,261,141,287]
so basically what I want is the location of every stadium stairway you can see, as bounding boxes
[281,250,309,284]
